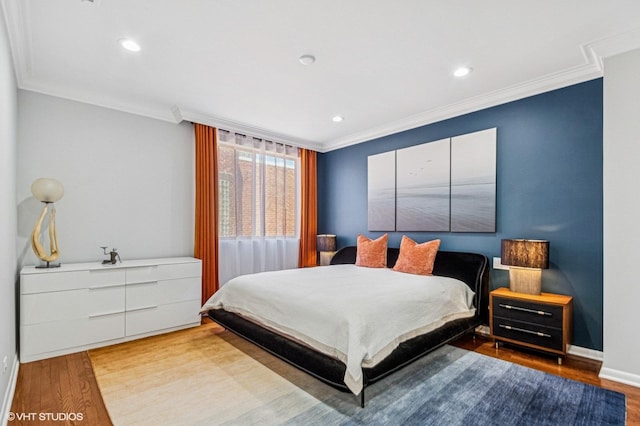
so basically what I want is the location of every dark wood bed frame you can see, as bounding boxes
[206,246,489,407]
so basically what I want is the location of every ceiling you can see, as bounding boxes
[2,0,640,152]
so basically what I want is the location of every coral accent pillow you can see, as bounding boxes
[355,234,388,268]
[393,236,441,275]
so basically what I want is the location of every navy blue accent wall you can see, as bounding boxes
[317,79,603,351]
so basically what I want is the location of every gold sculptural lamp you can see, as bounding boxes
[31,178,64,268]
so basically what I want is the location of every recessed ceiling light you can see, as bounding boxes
[299,54,316,65]
[453,66,472,78]
[119,38,141,52]
[332,115,344,123]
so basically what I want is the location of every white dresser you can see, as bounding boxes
[20,257,202,362]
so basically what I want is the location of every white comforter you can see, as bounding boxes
[201,264,475,395]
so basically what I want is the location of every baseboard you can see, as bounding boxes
[1,354,19,426]
[567,345,604,361]
[599,366,640,388]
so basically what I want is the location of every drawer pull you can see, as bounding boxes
[499,324,551,338]
[499,303,551,316]
[89,284,125,291]
[89,310,124,319]
[127,280,159,286]
[128,305,158,312]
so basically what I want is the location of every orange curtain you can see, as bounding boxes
[298,148,318,267]
[194,123,220,304]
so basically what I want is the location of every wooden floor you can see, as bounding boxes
[9,351,111,425]
[9,327,640,425]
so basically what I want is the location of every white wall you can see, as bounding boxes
[17,91,195,267]
[601,48,640,386]
[0,4,18,421]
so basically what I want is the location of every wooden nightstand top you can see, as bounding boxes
[490,287,572,306]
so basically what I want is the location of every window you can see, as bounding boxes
[217,129,298,238]
[218,174,233,236]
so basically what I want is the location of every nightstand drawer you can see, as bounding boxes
[492,317,563,351]
[492,296,563,328]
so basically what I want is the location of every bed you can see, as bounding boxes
[202,245,489,406]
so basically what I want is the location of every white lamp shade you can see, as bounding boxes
[31,178,64,203]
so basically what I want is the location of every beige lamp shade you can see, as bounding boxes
[31,178,64,203]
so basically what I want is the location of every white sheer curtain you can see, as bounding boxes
[218,238,300,287]
[217,129,300,286]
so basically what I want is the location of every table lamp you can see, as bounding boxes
[31,178,64,268]
[501,239,549,295]
[317,234,337,266]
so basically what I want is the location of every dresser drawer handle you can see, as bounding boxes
[499,303,551,316]
[89,310,124,319]
[89,284,125,291]
[499,324,551,338]
[127,305,158,312]
[127,280,159,286]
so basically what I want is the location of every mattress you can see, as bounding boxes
[201,264,475,395]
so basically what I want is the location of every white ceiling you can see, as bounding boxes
[3,0,640,152]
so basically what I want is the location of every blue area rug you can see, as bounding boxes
[280,345,626,426]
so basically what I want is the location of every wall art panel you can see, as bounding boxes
[396,138,451,231]
[367,151,396,231]
[367,128,496,233]
[451,128,497,232]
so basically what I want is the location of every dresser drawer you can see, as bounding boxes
[21,271,87,294]
[126,277,201,310]
[492,317,563,351]
[126,261,201,284]
[125,300,201,336]
[126,266,160,284]
[157,262,201,280]
[21,285,125,325]
[492,296,563,328]
[88,269,126,288]
[20,313,125,360]
[21,269,126,294]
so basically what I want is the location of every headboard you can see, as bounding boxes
[330,246,490,323]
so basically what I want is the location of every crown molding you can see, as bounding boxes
[176,107,323,151]
[584,27,640,71]
[321,27,640,152]
[5,0,640,154]
[170,104,183,123]
[321,62,602,152]
[20,82,179,123]
[1,0,33,87]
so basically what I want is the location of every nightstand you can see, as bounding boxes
[490,287,572,364]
